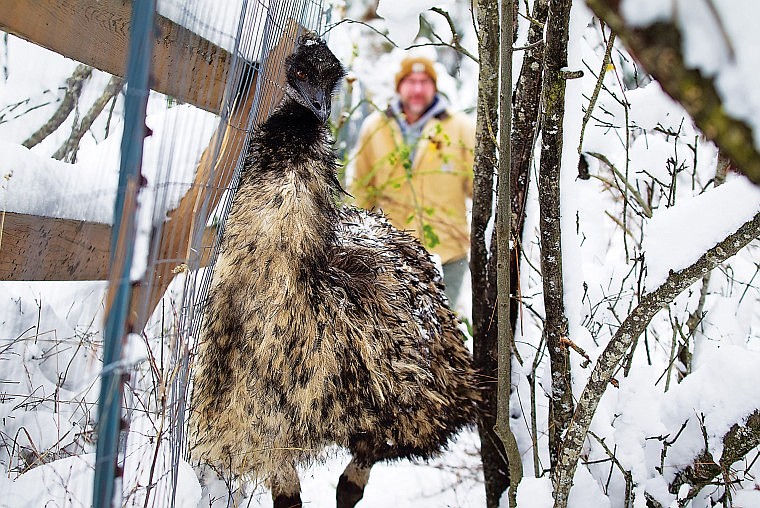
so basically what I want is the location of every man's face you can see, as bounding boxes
[397,72,436,122]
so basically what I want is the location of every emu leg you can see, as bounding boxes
[272,493,302,508]
[269,463,302,508]
[337,458,372,508]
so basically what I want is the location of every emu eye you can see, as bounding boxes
[295,70,307,81]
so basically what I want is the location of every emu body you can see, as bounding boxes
[190,34,480,507]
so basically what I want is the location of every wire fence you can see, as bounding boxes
[0,1,328,506]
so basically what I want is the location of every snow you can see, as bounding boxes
[642,175,760,290]
[620,0,672,26]
[621,0,760,149]
[2,450,201,508]
[560,0,594,341]
[626,81,691,133]
[0,140,117,223]
[611,343,760,507]
[509,469,610,508]
[158,1,244,52]
[4,1,760,507]
[0,98,215,225]
[376,0,456,49]
[513,477,554,508]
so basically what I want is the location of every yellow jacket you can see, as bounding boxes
[350,104,476,264]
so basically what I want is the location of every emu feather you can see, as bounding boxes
[190,33,480,508]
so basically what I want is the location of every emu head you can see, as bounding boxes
[284,32,345,123]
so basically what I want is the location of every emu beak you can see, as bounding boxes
[306,89,330,123]
[296,80,330,123]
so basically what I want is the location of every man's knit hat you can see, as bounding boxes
[394,56,437,89]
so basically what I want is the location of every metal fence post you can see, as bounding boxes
[93,2,156,507]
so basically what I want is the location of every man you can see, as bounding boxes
[351,55,476,308]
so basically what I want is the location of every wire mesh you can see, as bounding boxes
[0,0,326,506]
[128,1,328,506]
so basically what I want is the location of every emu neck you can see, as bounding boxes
[225,101,340,276]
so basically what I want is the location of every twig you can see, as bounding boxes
[588,151,653,218]
[429,7,479,63]
[702,0,736,62]
[22,64,92,149]
[586,0,760,185]
[588,431,634,508]
[53,75,124,162]
[560,336,591,368]
[322,18,399,47]
[664,312,679,392]
[604,209,637,242]
[554,210,760,507]
[529,334,546,477]
[578,28,616,155]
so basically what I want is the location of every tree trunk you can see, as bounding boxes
[472,0,509,506]
[495,2,523,507]
[511,0,548,239]
[509,0,549,336]
[538,0,574,476]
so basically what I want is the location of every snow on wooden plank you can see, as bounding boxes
[0,0,233,113]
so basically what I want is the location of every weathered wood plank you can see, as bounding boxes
[0,6,302,329]
[0,0,234,113]
[129,19,302,328]
[0,211,217,281]
[0,212,110,281]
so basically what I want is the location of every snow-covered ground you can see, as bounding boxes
[2,0,760,507]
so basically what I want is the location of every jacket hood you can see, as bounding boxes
[388,94,450,146]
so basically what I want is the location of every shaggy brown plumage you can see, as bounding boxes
[190,33,480,508]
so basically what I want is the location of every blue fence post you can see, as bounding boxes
[93,1,156,507]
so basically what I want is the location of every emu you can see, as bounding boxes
[190,33,480,508]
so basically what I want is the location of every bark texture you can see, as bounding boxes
[539,0,574,475]
[511,0,548,235]
[472,0,509,505]
[510,0,549,333]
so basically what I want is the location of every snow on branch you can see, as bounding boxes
[669,409,760,506]
[585,0,760,186]
[553,209,760,508]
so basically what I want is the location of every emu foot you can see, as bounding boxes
[273,493,302,508]
[337,473,365,508]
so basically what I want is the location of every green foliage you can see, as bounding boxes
[422,222,440,248]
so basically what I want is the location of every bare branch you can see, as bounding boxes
[53,75,124,162]
[428,7,479,63]
[588,151,653,218]
[578,27,616,156]
[669,409,760,505]
[585,0,760,186]
[588,431,634,508]
[22,64,92,149]
[553,210,760,507]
